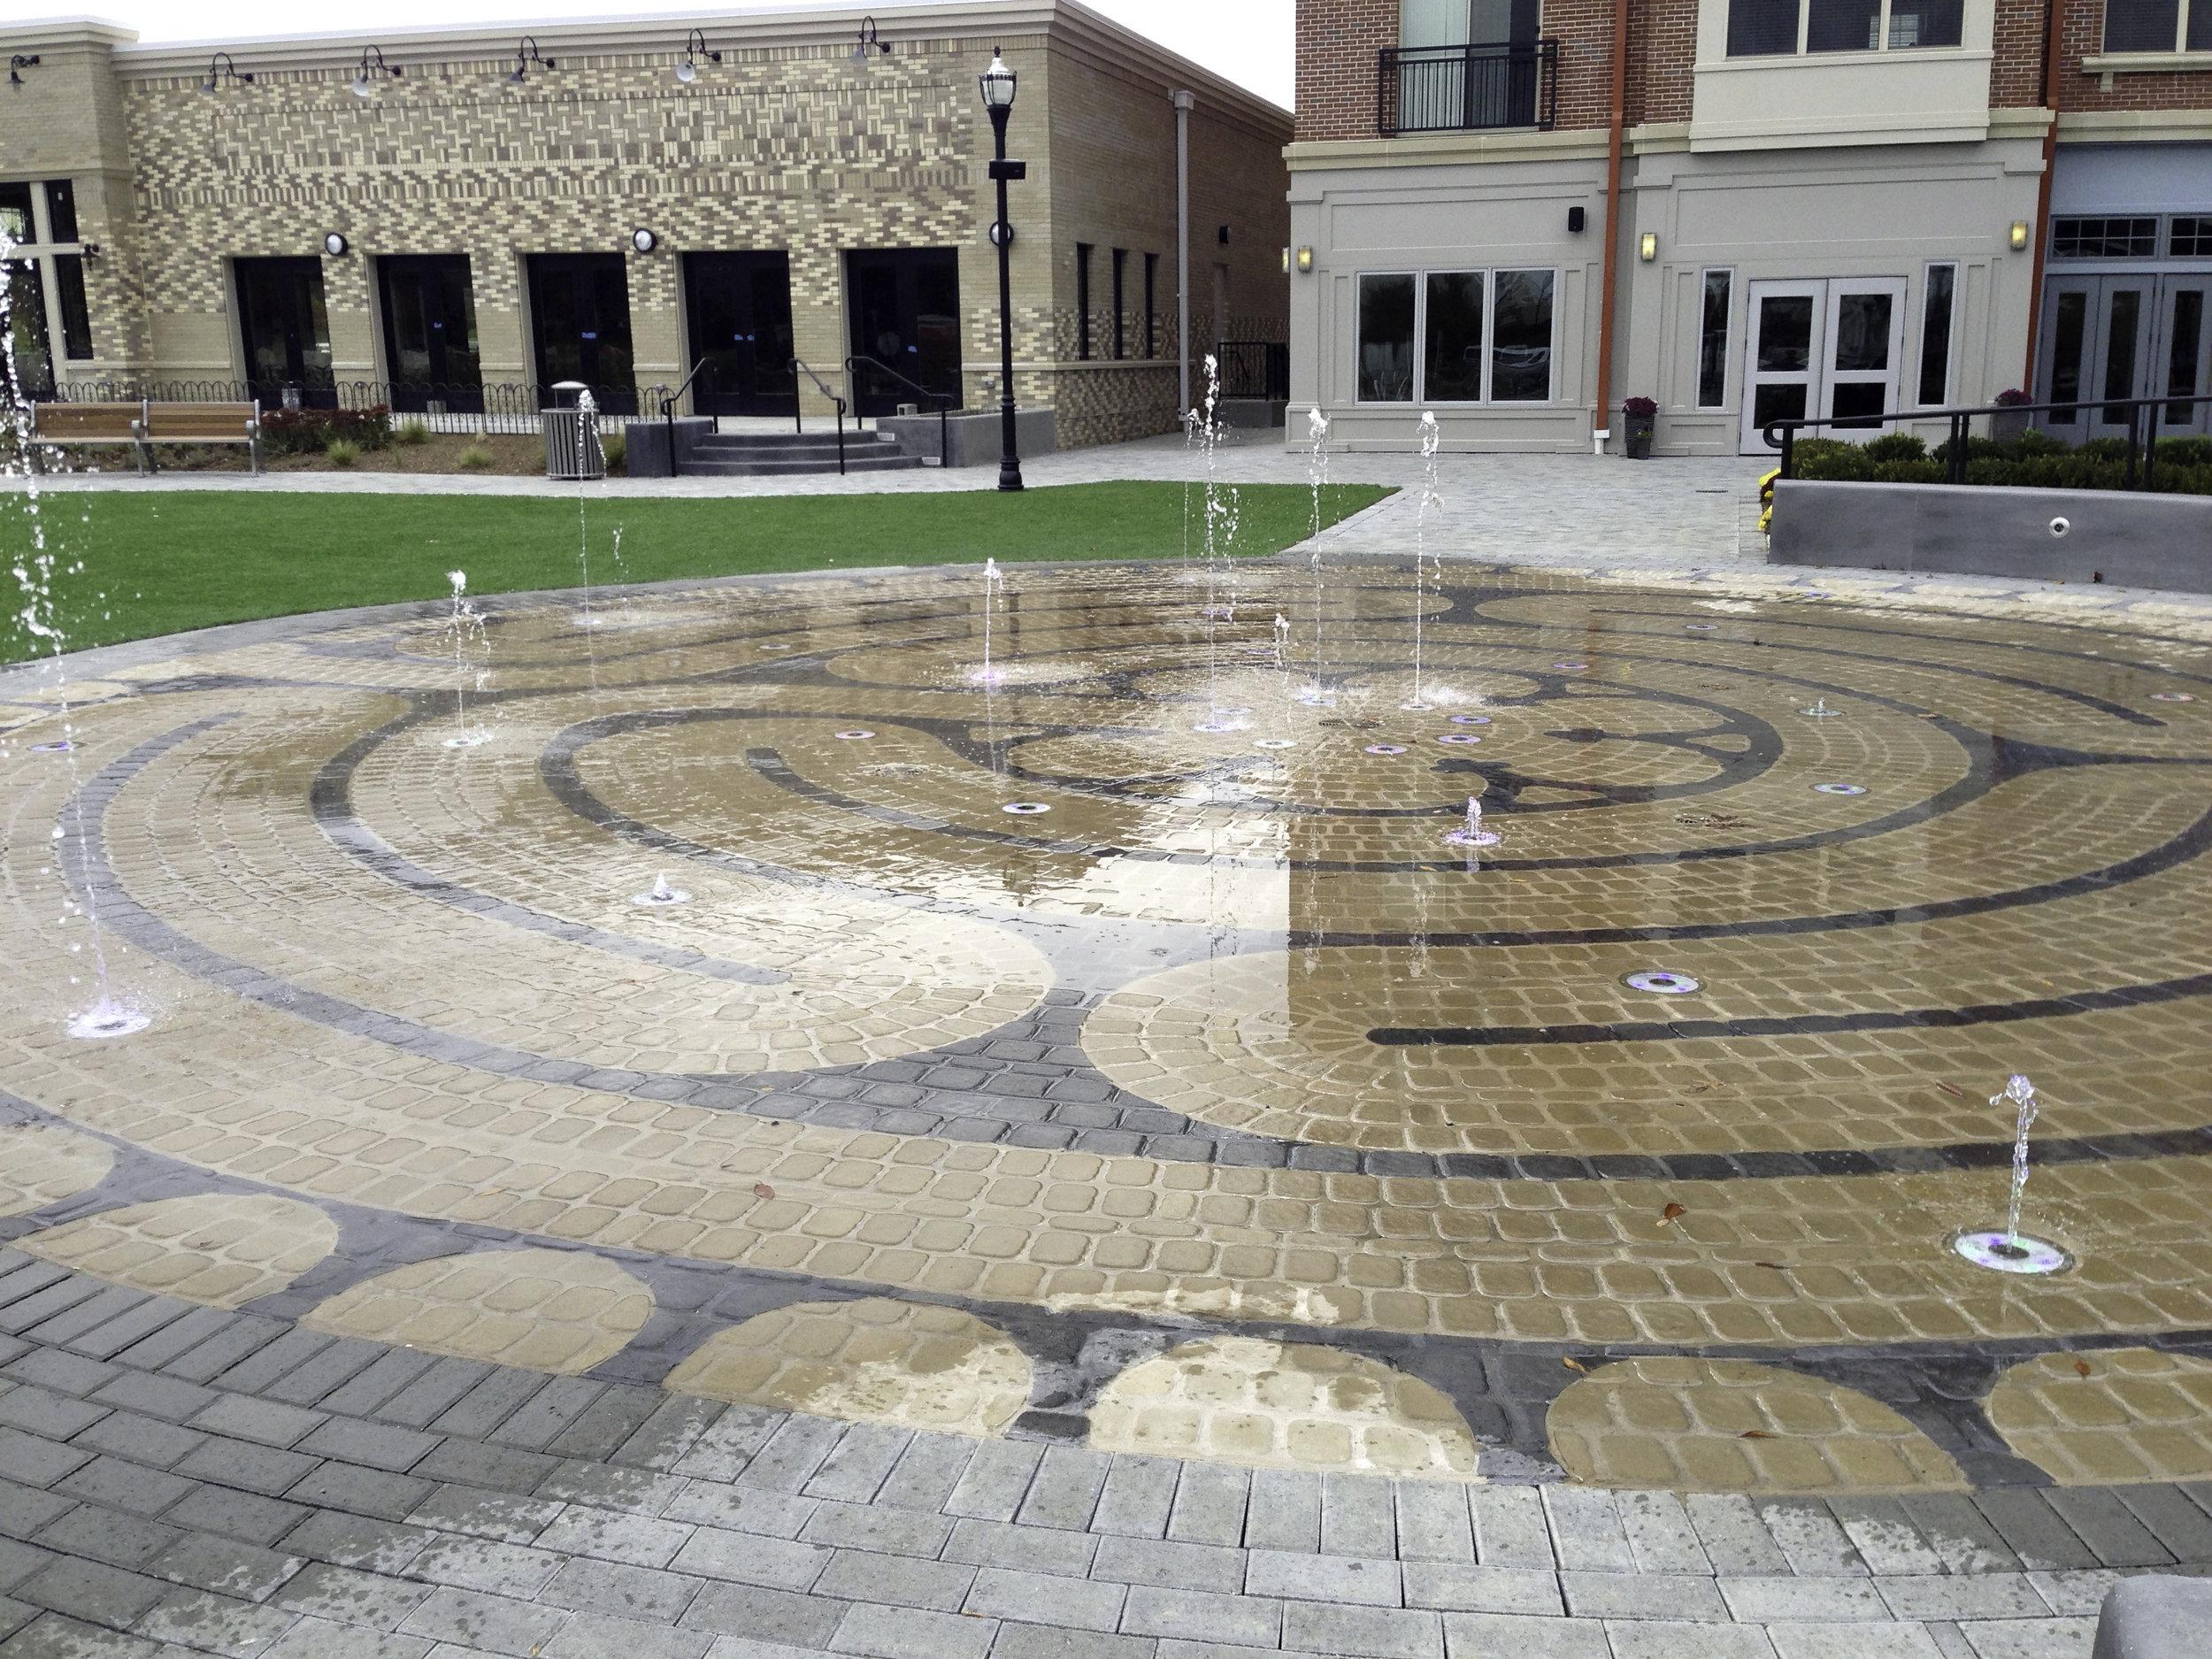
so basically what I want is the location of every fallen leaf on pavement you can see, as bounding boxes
[1563,1357,1587,1373]
[2076,1359,2093,1379]
[1741,1430,1778,1440]
[752,1183,776,1199]
[1663,1202,1686,1221]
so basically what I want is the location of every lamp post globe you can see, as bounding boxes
[979,50,1023,492]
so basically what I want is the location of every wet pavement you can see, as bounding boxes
[3,538,2211,1656]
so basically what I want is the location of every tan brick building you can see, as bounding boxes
[0,3,1291,449]
[1289,0,2212,453]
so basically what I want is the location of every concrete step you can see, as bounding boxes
[677,450,925,476]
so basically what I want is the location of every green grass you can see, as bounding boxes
[2,480,1391,663]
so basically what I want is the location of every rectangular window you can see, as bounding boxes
[0,182,30,245]
[2167,288,2204,423]
[1490,269,1555,402]
[4,257,54,398]
[2172,218,2212,257]
[54,253,92,359]
[1916,264,1955,406]
[1144,253,1158,357]
[2103,288,2142,422]
[2052,217,2160,259]
[2194,0,2212,47]
[1076,243,1093,361]
[1402,0,1473,47]
[1728,0,1801,53]
[1112,250,1127,361]
[1698,270,1732,408]
[1888,0,1963,46]
[1807,0,1882,51]
[1357,273,1417,402]
[42,180,79,244]
[1423,272,1485,402]
[2102,0,2182,50]
[2047,289,2087,425]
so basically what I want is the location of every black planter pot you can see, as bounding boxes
[1624,410,1655,459]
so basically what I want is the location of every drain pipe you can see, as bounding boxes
[2021,0,2066,391]
[1175,88,1194,417]
[1593,0,1629,457]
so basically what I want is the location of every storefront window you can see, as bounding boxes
[1730,0,1961,55]
[1917,265,1955,405]
[1423,273,1484,402]
[1358,274,1417,402]
[1490,269,1554,402]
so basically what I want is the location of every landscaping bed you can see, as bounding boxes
[1788,431,2212,494]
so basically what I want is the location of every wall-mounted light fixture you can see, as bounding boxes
[351,46,401,98]
[1638,231,1658,262]
[80,242,101,260]
[675,29,720,83]
[1280,248,1288,274]
[508,37,555,84]
[1217,225,1231,246]
[853,16,892,60]
[1568,205,1586,234]
[200,51,254,95]
[630,228,658,254]
[8,54,39,88]
[2009,220,2031,251]
[1295,246,1313,274]
[323,232,349,257]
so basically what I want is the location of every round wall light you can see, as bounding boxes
[631,228,658,254]
[323,231,349,257]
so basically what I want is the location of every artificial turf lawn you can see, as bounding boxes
[2,480,1391,662]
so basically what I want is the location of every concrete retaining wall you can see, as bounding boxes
[1770,480,2212,593]
[878,408,1057,469]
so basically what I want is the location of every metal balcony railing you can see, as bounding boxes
[1379,41,1558,137]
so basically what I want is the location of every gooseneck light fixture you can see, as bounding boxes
[508,37,555,84]
[351,46,401,98]
[853,16,892,61]
[979,47,1025,494]
[8,54,39,88]
[200,52,254,95]
[675,29,720,83]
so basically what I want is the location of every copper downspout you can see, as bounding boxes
[2022,0,2067,390]
[1594,0,1631,451]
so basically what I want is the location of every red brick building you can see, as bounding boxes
[1288,0,2212,453]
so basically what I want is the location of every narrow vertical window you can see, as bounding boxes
[1423,272,1484,402]
[2047,290,2087,425]
[1357,273,1417,402]
[1112,250,1127,360]
[2167,288,2205,424]
[1144,253,1158,358]
[42,180,80,244]
[1489,269,1555,401]
[1076,243,1093,361]
[1697,270,1732,408]
[1916,264,1955,406]
[54,254,92,359]
[2102,288,2142,421]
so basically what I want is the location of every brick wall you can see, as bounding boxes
[2056,0,2212,111]
[1294,0,1398,141]
[1992,0,2052,107]
[1628,0,1700,125]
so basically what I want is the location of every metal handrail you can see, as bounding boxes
[847,354,954,466]
[1379,40,1557,136]
[789,357,847,476]
[1764,388,2212,492]
[659,359,714,472]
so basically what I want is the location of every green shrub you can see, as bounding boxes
[394,418,430,446]
[325,440,360,468]
[2154,435,2212,467]
[601,431,626,475]
[457,444,493,472]
[1863,432,1928,463]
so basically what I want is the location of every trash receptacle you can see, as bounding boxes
[544,381,605,481]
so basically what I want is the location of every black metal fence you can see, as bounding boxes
[43,379,664,437]
[1764,388,2212,492]
[1379,42,1557,137]
[1216,342,1290,403]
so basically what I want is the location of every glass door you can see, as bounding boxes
[2154,276,2210,439]
[845,249,962,417]
[2039,274,2157,442]
[1740,281,1824,453]
[526,253,636,414]
[234,257,336,409]
[681,252,797,417]
[377,256,483,413]
[1824,277,1906,430]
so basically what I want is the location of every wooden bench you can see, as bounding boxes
[30,400,263,475]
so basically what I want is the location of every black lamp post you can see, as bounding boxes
[979,49,1025,493]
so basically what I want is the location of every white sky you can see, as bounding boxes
[56,0,1296,109]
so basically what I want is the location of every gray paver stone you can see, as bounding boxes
[1604,1619,1780,1659]
[943,1519,1096,1578]
[989,1624,1156,1659]
[161,1487,311,1550]
[1954,1617,2098,1659]
[1395,1485,1474,1564]
[272,1561,434,1630]
[3,1611,169,1657]
[260,1614,436,1658]
[1093,1457,1180,1540]
[0,1386,111,1440]
[680,1580,847,1648]
[1247,1549,1402,1607]
[54,1455,196,1519]
[1543,1487,1635,1574]
[797,1497,951,1557]
[143,1532,304,1602]
[16,1557,173,1629]
[536,1556,703,1623]
[274,1513,434,1575]
[2043,1492,2173,1571]
[295,1421,441,1476]
[2114,1489,2212,1566]
[545,1390,667,1465]
[86,1372,219,1426]
[1617,1493,1712,1577]
[1014,1446,1110,1532]
[1164,1465,1247,1550]
[398,1586,569,1656]
[71,1411,208,1471]
[799,1424,912,1504]
[1753,1501,1865,1576]
[403,1485,562,1546]
[732,1416,844,1495]
[542,1609,715,1659]
[811,1550,976,1612]
[1764,1622,1947,1659]
[531,1505,694,1568]
[284,1462,435,1524]
[132,1586,299,1655]
[1470,1487,1554,1571]
[1402,1563,1562,1617]
[945,1443,1046,1525]
[404,1534,565,1599]
[1242,1471,1321,1554]
[1443,1611,1614,1659]
[662,1483,817,1540]
[0,1426,92,1488]
[965,1566,1126,1632]
[872,1434,974,1515]
[1119,1586,1282,1647]
[39,1504,183,1569]
[173,1436,321,1498]
[667,1528,831,1593]
[830,1601,998,1659]
[1280,1601,1444,1659]
[1717,1575,1892,1622]
[1827,1500,1951,1578]
[1878,1575,2054,1621]
[1322,1476,1399,1560]
[1971,1493,2099,1573]
[1091,1536,1245,1595]
[1562,1571,1729,1621]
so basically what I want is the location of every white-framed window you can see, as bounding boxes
[1697,269,1733,408]
[1726,0,1962,55]
[2103,0,2211,51]
[1916,263,1957,407]
[1356,266,1558,403]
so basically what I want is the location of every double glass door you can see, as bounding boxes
[235,257,336,409]
[845,249,962,417]
[377,255,483,412]
[682,252,797,416]
[2039,275,2211,440]
[1739,278,1907,453]
[526,253,636,414]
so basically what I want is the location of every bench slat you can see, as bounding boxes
[32,405,142,442]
